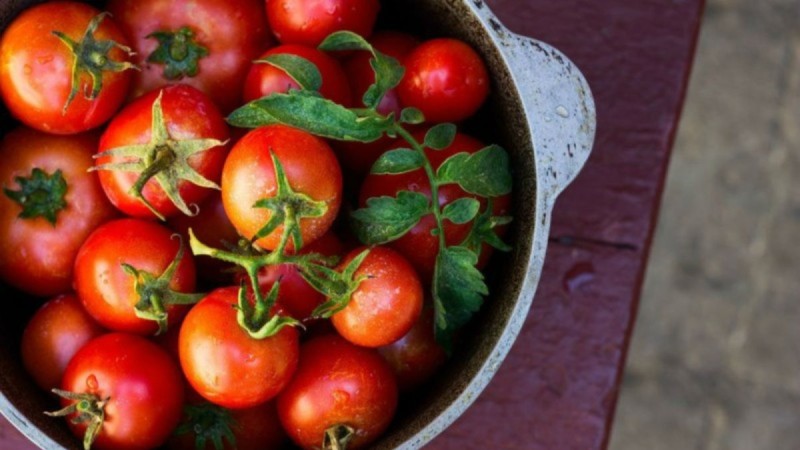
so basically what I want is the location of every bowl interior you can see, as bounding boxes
[0,1,538,448]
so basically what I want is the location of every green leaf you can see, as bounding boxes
[350,191,430,244]
[436,144,513,197]
[258,53,322,92]
[424,123,457,150]
[433,246,488,352]
[442,198,480,224]
[3,168,67,226]
[400,107,425,125]
[370,148,424,174]
[227,90,391,142]
[461,200,513,257]
[319,31,404,109]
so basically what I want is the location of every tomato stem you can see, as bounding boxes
[46,389,109,450]
[322,424,355,450]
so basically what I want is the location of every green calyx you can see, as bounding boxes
[46,389,109,450]
[124,235,204,335]
[235,280,301,339]
[92,90,227,220]
[173,403,237,450]
[3,168,68,225]
[53,12,138,114]
[147,27,209,80]
[322,424,355,450]
[252,151,328,252]
[307,248,371,319]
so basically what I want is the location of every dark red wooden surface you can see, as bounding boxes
[0,0,704,449]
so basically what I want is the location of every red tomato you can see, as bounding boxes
[398,38,490,123]
[221,125,342,252]
[0,128,117,297]
[249,231,346,321]
[243,44,353,107]
[359,132,511,281]
[96,85,230,220]
[378,306,446,391]
[337,31,420,175]
[107,0,271,113]
[332,246,423,348]
[168,193,241,286]
[167,401,287,450]
[21,294,105,391]
[74,218,197,335]
[0,2,133,134]
[277,334,398,450]
[266,0,380,47]
[179,287,300,409]
[57,333,184,450]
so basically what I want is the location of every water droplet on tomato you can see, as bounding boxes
[562,262,594,293]
[86,374,99,391]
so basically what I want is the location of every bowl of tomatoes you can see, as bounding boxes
[0,0,595,449]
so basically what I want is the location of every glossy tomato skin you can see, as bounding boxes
[21,294,105,391]
[243,44,353,107]
[332,246,423,348]
[97,84,230,219]
[378,306,446,391]
[74,218,197,335]
[359,132,511,281]
[179,287,300,409]
[167,401,287,450]
[267,0,380,47]
[0,128,117,297]
[59,333,185,450]
[398,38,490,123]
[0,2,132,134]
[168,193,241,286]
[107,0,270,113]
[277,334,398,450]
[221,125,342,252]
[337,31,420,175]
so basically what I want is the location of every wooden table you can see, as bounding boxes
[0,0,704,448]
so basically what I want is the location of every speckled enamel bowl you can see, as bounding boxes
[0,0,595,448]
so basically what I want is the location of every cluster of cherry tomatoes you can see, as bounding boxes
[0,0,512,449]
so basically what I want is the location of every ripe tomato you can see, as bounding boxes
[0,127,117,297]
[179,287,300,409]
[249,231,346,321]
[73,218,197,335]
[107,0,271,113]
[332,246,423,348]
[21,294,105,391]
[167,401,287,450]
[378,306,446,391]
[398,38,490,123]
[221,125,342,252]
[56,333,184,450]
[266,0,380,47]
[277,334,398,450]
[243,44,353,107]
[337,31,420,175]
[168,193,241,287]
[96,84,230,220]
[0,2,133,134]
[359,132,511,281]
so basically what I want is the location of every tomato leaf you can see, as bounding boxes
[461,200,513,257]
[436,144,513,197]
[350,191,430,244]
[441,198,480,224]
[370,148,424,175]
[433,246,488,352]
[400,107,425,125]
[319,31,404,109]
[227,90,391,142]
[424,123,457,150]
[258,53,322,92]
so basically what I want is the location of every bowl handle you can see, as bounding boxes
[498,31,597,200]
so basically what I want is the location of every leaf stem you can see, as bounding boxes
[393,125,447,250]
